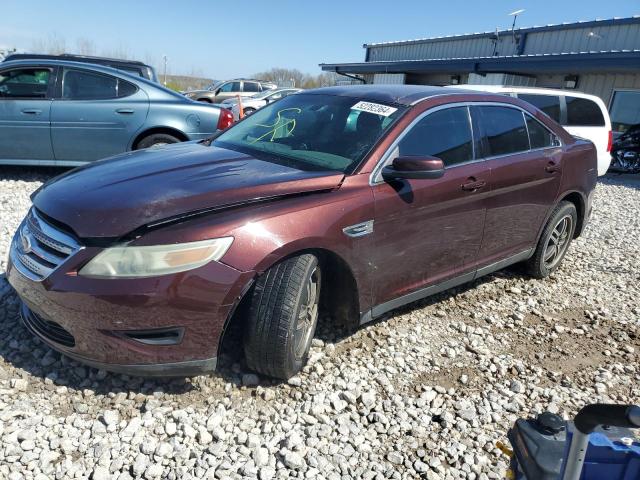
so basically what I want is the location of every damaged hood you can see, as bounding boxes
[33,142,344,239]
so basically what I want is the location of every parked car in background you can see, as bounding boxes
[3,53,158,82]
[0,59,233,166]
[183,78,276,103]
[220,87,302,119]
[449,85,612,176]
[610,123,640,173]
[7,85,597,379]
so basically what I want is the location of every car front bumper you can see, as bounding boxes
[7,234,254,377]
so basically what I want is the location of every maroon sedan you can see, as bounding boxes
[7,85,597,379]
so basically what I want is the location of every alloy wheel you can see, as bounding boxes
[543,215,573,269]
[293,267,321,359]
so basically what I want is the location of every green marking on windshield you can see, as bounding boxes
[251,108,302,143]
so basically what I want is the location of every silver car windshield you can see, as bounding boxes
[213,93,405,173]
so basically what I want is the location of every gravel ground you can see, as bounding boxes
[0,166,639,480]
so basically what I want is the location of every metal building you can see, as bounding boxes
[321,16,640,134]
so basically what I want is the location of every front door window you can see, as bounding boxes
[0,68,51,98]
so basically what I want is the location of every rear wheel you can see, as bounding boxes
[525,201,577,279]
[244,254,321,379]
[242,107,256,116]
[135,133,181,150]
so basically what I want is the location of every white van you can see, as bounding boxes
[448,86,612,176]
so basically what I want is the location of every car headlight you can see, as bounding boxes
[79,237,233,278]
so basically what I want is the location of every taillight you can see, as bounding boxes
[607,130,613,152]
[216,109,234,130]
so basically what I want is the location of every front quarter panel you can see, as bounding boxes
[135,174,376,314]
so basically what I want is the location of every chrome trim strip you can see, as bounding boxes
[369,101,564,186]
[28,209,79,254]
[0,159,89,167]
[343,220,374,238]
[10,209,82,281]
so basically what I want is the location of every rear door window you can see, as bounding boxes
[62,69,118,100]
[398,106,474,167]
[243,81,261,92]
[565,96,605,127]
[517,94,561,123]
[525,114,560,149]
[117,80,138,98]
[0,68,51,98]
[478,106,529,157]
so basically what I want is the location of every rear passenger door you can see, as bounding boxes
[475,105,563,266]
[51,68,149,162]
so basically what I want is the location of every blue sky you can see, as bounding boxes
[2,0,639,80]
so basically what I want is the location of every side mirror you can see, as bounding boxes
[382,155,445,181]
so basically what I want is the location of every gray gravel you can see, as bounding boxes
[1,166,639,479]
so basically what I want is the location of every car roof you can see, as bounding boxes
[448,84,606,104]
[4,53,152,68]
[304,84,477,106]
[0,58,184,98]
[1,58,149,82]
[223,78,275,84]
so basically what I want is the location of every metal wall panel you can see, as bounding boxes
[524,24,640,54]
[373,73,406,84]
[365,20,640,62]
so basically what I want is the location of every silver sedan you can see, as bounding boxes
[220,88,302,120]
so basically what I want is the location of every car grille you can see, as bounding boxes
[10,209,81,281]
[21,305,76,348]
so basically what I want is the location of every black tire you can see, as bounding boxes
[244,254,321,379]
[243,107,256,116]
[525,201,577,279]
[135,133,181,150]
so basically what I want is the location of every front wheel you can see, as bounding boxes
[244,254,321,379]
[525,201,577,279]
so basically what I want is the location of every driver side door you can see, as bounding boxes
[370,105,490,314]
[0,66,56,162]
[211,81,241,103]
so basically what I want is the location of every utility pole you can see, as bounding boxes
[163,55,168,86]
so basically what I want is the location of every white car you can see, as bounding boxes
[448,85,612,176]
[221,88,302,120]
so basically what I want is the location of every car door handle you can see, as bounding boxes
[115,109,135,114]
[461,179,486,191]
[545,162,561,173]
[21,109,42,115]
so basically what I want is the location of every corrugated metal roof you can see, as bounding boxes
[363,16,640,48]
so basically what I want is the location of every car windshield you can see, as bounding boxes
[213,93,405,173]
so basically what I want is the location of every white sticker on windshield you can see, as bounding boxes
[351,101,397,117]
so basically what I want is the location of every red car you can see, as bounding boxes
[7,85,597,379]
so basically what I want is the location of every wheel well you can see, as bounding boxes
[217,248,361,360]
[560,192,585,238]
[197,98,212,103]
[313,249,360,330]
[132,127,189,150]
